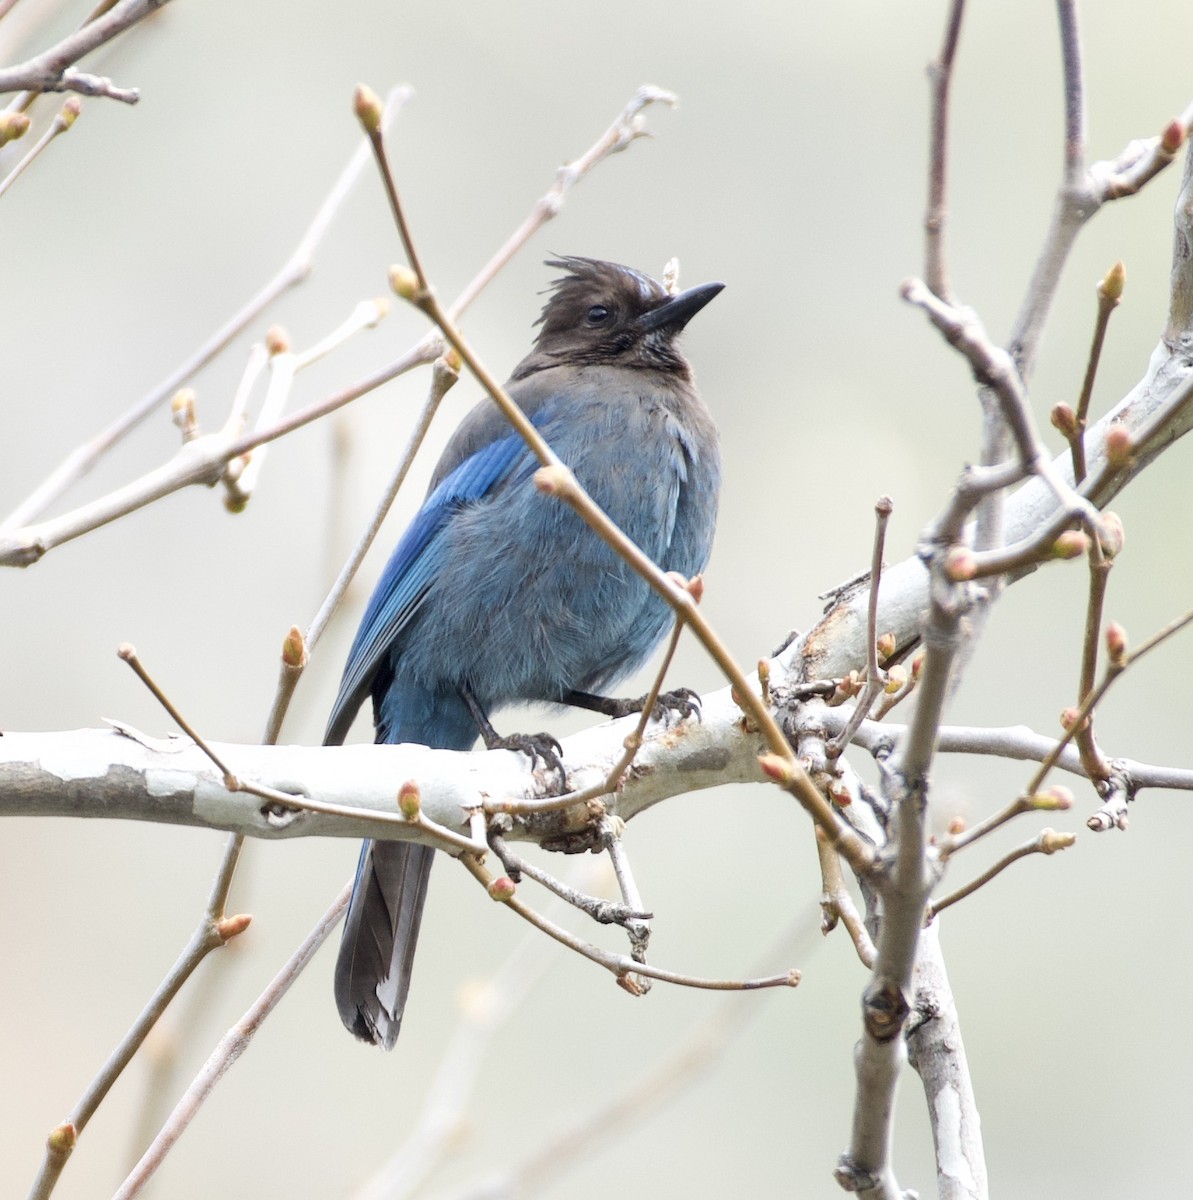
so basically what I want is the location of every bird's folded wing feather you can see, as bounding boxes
[323,412,553,746]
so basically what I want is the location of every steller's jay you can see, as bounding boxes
[325,256,723,1048]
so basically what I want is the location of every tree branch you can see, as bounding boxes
[0,0,170,102]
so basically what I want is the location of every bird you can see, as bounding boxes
[325,256,723,1049]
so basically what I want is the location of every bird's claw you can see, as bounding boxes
[652,686,702,724]
[489,730,566,781]
[612,687,702,724]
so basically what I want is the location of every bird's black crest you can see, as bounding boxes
[516,256,690,376]
[536,256,669,330]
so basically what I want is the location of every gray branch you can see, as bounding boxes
[0,0,172,103]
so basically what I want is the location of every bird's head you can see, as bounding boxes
[512,257,723,380]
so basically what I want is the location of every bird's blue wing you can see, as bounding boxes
[324,409,552,745]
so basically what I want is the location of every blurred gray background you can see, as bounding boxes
[3,2,1192,1197]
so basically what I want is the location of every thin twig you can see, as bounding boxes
[924,0,965,302]
[111,884,352,1200]
[221,298,390,510]
[459,853,799,993]
[926,829,1076,920]
[937,787,1073,859]
[0,95,79,197]
[1068,262,1125,484]
[26,843,251,1200]
[116,645,237,783]
[310,352,459,659]
[1023,606,1193,803]
[444,84,679,322]
[1,87,413,532]
[827,496,892,756]
[816,829,877,968]
[902,278,1106,545]
[487,834,650,927]
[433,909,819,1200]
[1073,537,1114,782]
[0,0,167,103]
[598,815,651,972]
[1056,0,1085,186]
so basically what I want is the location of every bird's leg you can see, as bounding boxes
[562,686,702,724]
[459,683,566,780]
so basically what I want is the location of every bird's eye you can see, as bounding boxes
[585,304,611,325]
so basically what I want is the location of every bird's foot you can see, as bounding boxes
[649,686,702,724]
[610,686,703,724]
[563,686,702,725]
[486,729,565,781]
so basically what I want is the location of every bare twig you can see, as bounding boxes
[432,910,818,1200]
[445,84,680,321]
[220,298,390,511]
[1073,537,1115,783]
[827,496,892,757]
[1,87,413,532]
[460,853,799,994]
[901,278,1105,543]
[26,843,251,1200]
[1061,262,1125,484]
[924,0,965,302]
[0,0,168,103]
[110,884,351,1200]
[486,835,649,927]
[926,828,1076,920]
[937,786,1073,860]
[1009,1,1191,385]
[816,829,877,968]
[1024,607,1193,802]
[0,95,78,197]
[1056,0,1085,185]
[597,814,651,971]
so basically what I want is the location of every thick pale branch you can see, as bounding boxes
[0,691,769,840]
[793,341,1193,686]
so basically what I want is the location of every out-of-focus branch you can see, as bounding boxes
[110,884,351,1200]
[2,86,414,532]
[0,94,79,196]
[1010,3,1190,385]
[351,864,609,1200]
[924,0,965,302]
[430,910,819,1200]
[0,0,168,103]
[0,85,684,565]
[26,850,251,1200]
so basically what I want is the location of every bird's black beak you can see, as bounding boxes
[635,280,725,334]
